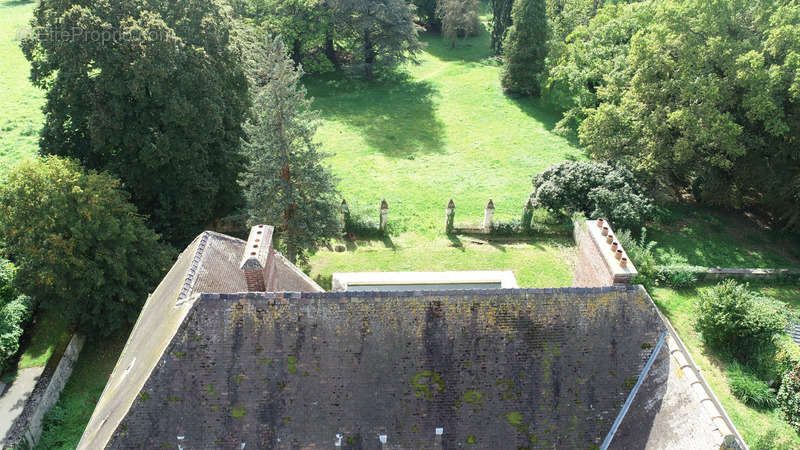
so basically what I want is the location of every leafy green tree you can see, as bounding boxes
[240,0,336,72]
[21,0,251,245]
[241,37,341,263]
[335,0,423,79]
[490,0,514,53]
[0,157,174,336]
[531,161,653,230]
[551,0,800,231]
[438,0,480,48]
[501,0,548,94]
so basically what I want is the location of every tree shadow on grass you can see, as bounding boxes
[304,71,445,158]
[507,93,582,148]
[419,26,496,64]
[0,0,36,8]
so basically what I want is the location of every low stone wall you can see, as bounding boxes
[656,265,800,282]
[6,334,85,448]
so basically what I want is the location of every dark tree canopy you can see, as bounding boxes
[490,0,514,53]
[241,37,341,263]
[0,157,174,336]
[501,0,548,95]
[531,160,654,231]
[22,0,251,245]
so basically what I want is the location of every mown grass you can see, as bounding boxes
[0,0,42,172]
[306,17,581,278]
[309,234,575,289]
[651,283,800,448]
[36,330,129,449]
[648,204,800,269]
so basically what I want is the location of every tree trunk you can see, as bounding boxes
[325,32,339,69]
[364,29,375,80]
[291,39,303,66]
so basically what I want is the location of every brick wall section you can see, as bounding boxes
[109,287,665,449]
[573,220,616,286]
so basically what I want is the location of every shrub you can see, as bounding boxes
[531,161,654,231]
[775,335,800,381]
[778,368,800,433]
[726,361,778,409]
[616,228,657,284]
[695,280,788,358]
[0,259,33,372]
[655,265,698,289]
[0,157,175,337]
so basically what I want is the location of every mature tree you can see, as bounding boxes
[21,0,250,245]
[545,2,649,136]
[531,160,654,230]
[561,0,800,230]
[501,0,548,95]
[0,157,174,336]
[490,0,514,53]
[335,0,423,79]
[241,37,341,263]
[437,0,480,48]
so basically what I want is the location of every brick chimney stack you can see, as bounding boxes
[239,225,276,291]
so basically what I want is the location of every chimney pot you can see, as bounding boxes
[596,218,604,227]
[601,226,609,236]
[620,257,628,267]
[615,249,623,260]
[606,234,614,244]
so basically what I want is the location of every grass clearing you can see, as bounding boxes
[309,234,574,289]
[35,330,129,449]
[648,204,800,269]
[306,18,581,278]
[2,306,72,383]
[0,0,43,172]
[651,283,800,448]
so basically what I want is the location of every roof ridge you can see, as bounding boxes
[177,232,211,302]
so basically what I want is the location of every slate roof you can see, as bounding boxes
[77,231,745,449]
[78,231,322,449]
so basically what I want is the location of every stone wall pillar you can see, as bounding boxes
[522,198,533,232]
[445,199,455,234]
[340,199,350,232]
[483,199,495,232]
[379,199,388,232]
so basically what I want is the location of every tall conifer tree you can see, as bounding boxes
[240,37,340,263]
[501,0,547,95]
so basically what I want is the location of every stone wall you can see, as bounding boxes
[6,333,85,448]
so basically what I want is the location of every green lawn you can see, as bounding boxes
[651,283,800,448]
[36,330,129,449]
[0,0,42,172]
[310,234,575,289]
[306,19,581,280]
[648,204,800,269]
[305,28,582,236]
